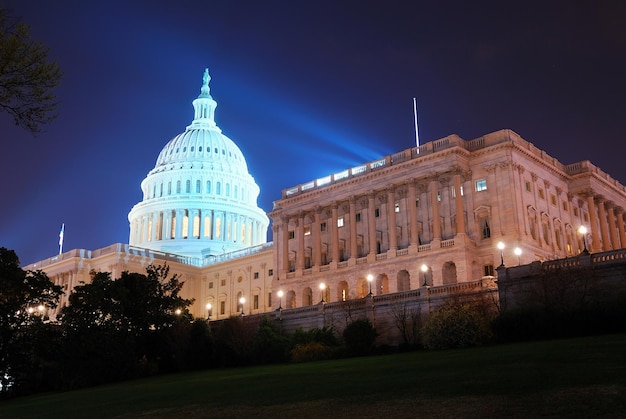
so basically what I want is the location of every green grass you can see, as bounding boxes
[2,334,626,418]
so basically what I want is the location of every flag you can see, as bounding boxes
[59,223,64,253]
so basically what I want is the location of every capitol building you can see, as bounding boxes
[27,70,626,322]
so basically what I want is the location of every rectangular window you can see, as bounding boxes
[221,279,226,286]
[525,181,531,192]
[304,226,311,236]
[268,269,273,276]
[268,292,272,307]
[254,272,259,279]
[320,222,327,231]
[475,179,487,192]
[550,194,557,205]
[375,208,380,217]
[437,191,441,202]
[481,218,491,239]
[394,203,400,213]
[253,295,259,310]
[355,213,361,222]
[539,189,545,199]
[415,198,420,207]
[288,230,295,239]
[337,217,344,227]
[209,281,214,289]
[562,201,568,211]
[220,301,225,315]
[484,264,495,277]
[573,207,579,217]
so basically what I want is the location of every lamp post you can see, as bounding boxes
[319,283,326,303]
[514,247,522,266]
[239,296,245,316]
[277,289,284,310]
[497,241,505,267]
[367,274,373,296]
[578,225,589,254]
[206,302,212,320]
[421,263,429,286]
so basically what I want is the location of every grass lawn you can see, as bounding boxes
[2,334,625,418]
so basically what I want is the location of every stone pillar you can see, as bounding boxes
[313,207,322,267]
[430,180,441,240]
[349,197,357,259]
[616,209,626,249]
[175,209,183,239]
[368,193,377,256]
[597,199,610,251]
[407,181,419,248]
[607,205,618,251]
[296,213,305,270]
[454,174,466,235]
[331,203,340,263]
[586,195,600,252]
[281,216,289,276]
[387,187,397,251]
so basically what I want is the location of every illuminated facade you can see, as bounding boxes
[26,72,626,321]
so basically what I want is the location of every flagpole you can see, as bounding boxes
[413,98,420,152]
[59,223,64,255]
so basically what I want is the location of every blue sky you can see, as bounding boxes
[2,0,625,265]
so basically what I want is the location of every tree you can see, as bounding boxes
[0,248,63,397]
[58,265,194,386]
[342,318,378,356]
[0,7,62,134]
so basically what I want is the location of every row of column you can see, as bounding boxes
[585,195,626,252]
[131,209,263,246]
[277,174,467,275]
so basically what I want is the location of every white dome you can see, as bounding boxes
[128,69,269,260]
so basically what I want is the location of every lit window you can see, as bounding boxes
[304,226,311,236]
[394,203,400,213]
[337,217,344,227]
[475,179,487,192]
[437,191,441,202]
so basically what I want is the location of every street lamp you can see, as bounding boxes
[421,263,429,286]
[578,225,589,254]
[277,289,284,310]
[514,247,522,266]
[239,296,245,316]
[367,274,373,296]
[497,241,505,267]
[206,302,212,320]
[319,283,326,303]
[175,308,182,316]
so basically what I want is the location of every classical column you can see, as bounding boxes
[430,180,441,240]
[349,197,358,258]
[454,174,466,235]
[296,213,305,270]
[606,205,618,251]
[150,213,157,242]
[387,187,397,251]
[331,203,340,263]
[597,199,610,251]
[175,209,183,239]
[586,195,600,252]
[616,209,626,249]
[407,180,419,247]
[368,193,377,255]
[281,216,289,275]
[313,207,322,267]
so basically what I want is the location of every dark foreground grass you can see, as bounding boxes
[2,334,625,418]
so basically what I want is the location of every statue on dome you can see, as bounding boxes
[202,68,210,86]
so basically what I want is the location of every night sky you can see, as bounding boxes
[2,1,625,266]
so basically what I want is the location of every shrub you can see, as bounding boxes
[290,342,337,362]
[421,300,493,350]
[342,319,378,356]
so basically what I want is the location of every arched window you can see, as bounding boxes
[216,182,221,195]
[442,261,457,285]
[397,270,410,291]
[302,287,312,306]
[185,180,191,193]
[196,180,201,193]
[176,180,181,194]
[234,185,238,199]
[206,181,211,194]
[226,183,230,197]
[168,181,172,195]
